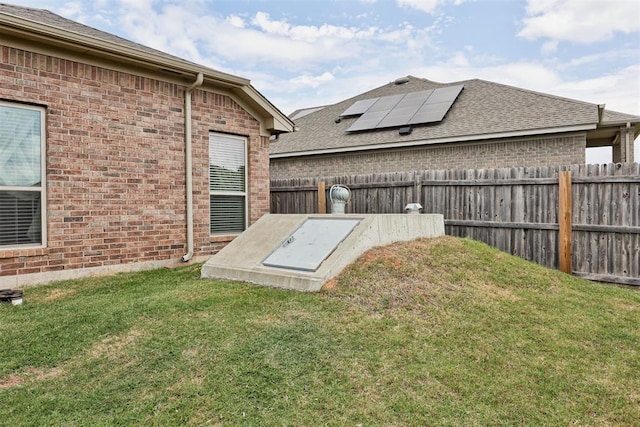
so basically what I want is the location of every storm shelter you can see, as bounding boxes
[201,214,445,291]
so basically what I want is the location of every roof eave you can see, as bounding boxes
[241,85,295,134]
[270,124,596,158]
[599,118,640,127]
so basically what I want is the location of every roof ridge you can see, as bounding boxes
[471,77,600,109]
[405,75,473,87]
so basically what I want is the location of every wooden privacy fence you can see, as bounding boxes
[270,163,640,286]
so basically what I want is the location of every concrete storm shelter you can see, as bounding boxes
[201,213,445,291]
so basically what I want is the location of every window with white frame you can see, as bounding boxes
[0,101,46,248]
[209,133,247,235]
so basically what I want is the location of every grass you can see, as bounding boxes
[1,236,639,426]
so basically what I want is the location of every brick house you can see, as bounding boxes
[0,4,293,287]
[270,76,639,179]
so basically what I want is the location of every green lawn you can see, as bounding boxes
[1,236,639,426]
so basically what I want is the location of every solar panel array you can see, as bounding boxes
[340,84,464,132]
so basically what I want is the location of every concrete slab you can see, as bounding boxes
[201,214,444,292]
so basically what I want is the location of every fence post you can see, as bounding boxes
[558,171,573,274]
[414,171,422,205]
[318,181,326,214]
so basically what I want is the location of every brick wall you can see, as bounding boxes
[0,45,267,283]
[270,133,586,180]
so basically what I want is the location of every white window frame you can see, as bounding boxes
[208,132,248,235]
[0,100,47,249]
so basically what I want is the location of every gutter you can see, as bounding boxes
[182,72,203,262]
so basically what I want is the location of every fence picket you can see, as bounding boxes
[270,163,640,286]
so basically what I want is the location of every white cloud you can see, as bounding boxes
[226,15,244,28]
[540,40,558,54]
[250,11,379,43]
[395,0,466,14]
[549,65,640,115]
[448,52,469,67]
[396,0,441,14]
[518,0,640,44]
[290,72,336,89]
[408,58,563,90]
[97,1,445,74]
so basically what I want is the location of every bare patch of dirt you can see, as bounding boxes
[26,287,77,303]
[0,366,64,390]
[322,278,338,291]
[0,374,23,390]
[89,327,143,360]
[46,288,77,301]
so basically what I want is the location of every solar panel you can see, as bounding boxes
[409,102,451,124]
[347,110,389,132]
[343,84,464,132]
[402,89,435,102]
[376,90,433,128]
[367,94,404,112]
[377,106,420,128]
[340,97,379,117]
[427,85,464,102]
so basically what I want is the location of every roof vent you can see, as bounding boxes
[334,117,342,124]
[398,125,412,135]
[394,77,410,85]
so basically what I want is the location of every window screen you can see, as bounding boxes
[0,102,45,248]
[209,133,247,234]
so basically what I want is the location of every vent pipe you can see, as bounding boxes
[329,185,351,214]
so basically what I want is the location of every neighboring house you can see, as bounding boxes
[270,76,639,180]
[0,3,293,287]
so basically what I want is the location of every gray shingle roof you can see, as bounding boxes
[271,76,639,155]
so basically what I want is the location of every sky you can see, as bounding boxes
[9,0,640,162]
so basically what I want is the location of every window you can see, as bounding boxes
[0,101,46,248]
[209,133,247,235]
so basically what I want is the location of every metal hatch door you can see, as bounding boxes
[262,218,361,272]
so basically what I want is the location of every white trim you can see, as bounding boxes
[211,190,248,197]
[0,101,47,250]
[40,105,47,248]
[270,124,597,158]
[209,132,248,235]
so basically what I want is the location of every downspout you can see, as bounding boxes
[182,72,204,262]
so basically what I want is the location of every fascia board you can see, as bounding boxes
[270,124,596,158]
[599,118,640,126]
[240,86,295,134]
[209,85,294,136]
